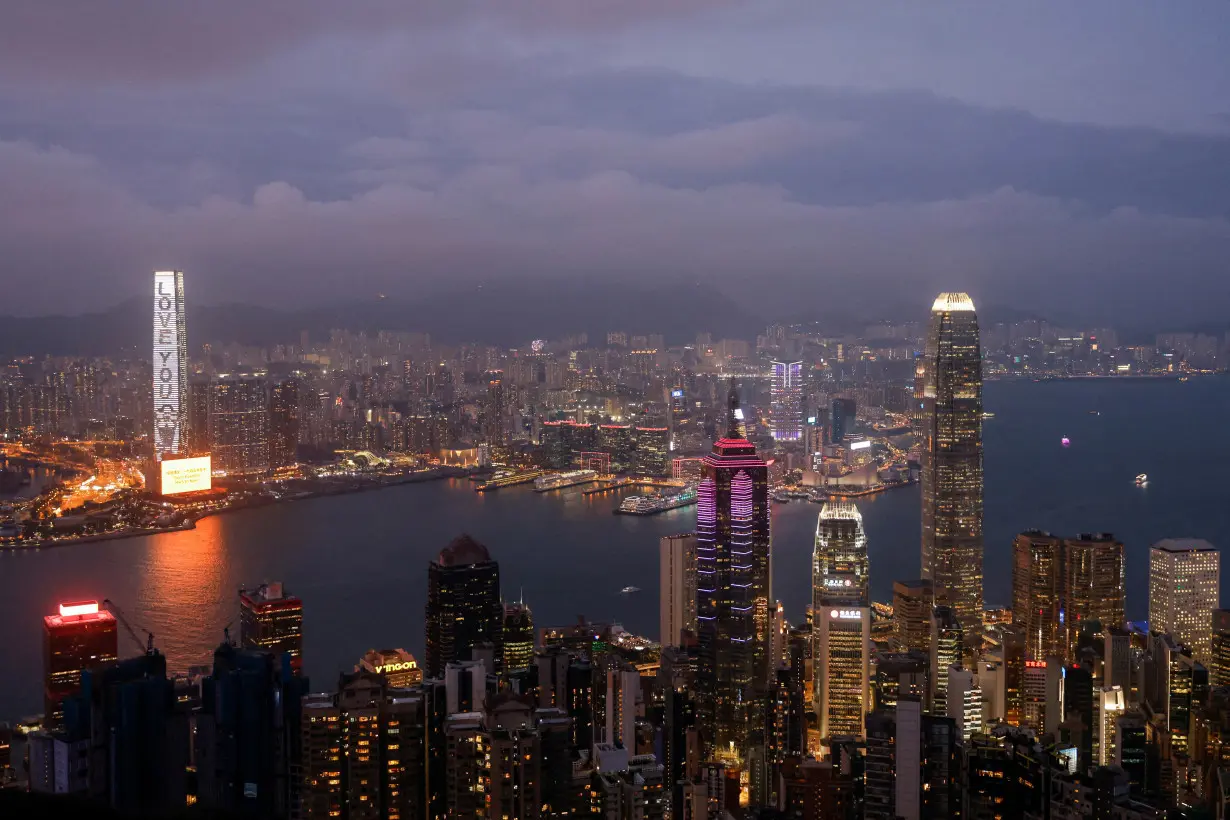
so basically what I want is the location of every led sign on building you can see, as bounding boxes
[153,270,189,460]
[849,440,872,451]
[829,609,863,620]
[160,455,213,495]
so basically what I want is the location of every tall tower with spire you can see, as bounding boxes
[695,378,771,764]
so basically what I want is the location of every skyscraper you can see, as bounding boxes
[920,292,984,632]
[830,397,856,444]
[1149,538,1219,662]
[152,270,189,460]
[239,582,304,675]
[1012,531,1064,661]
[695,381,771,763]
[660,532,698,648]
[43,600,118,728]
[769,361,803,441]
[269,378,299,469]
[502,602,534,674]
[1063,533,1125,657]
[892,580,934,655]
[425,534,503,678]
[813,502,871,742]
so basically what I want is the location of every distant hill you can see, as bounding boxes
[0,278,767,357]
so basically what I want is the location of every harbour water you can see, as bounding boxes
[1,378,1227,718]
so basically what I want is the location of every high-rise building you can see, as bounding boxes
[502,602,535,674]
[357,648,424,688]
[1097,686,1126,767]
[1013,531,1064,661]
[695,380,771,763]
[484,372,507,447]
[812,502,871,742]
[43,601,118,729]
[660,532,698,648]
[269,378,299,468]
[769,361,803,441]
[425,534,503,678]
[633,427,671,476]
[1149,538,1219,662]
[1063,533,1125,657]
[830,397,856,444]
[152,270,189,460]
[892,579,934,655]
[929,606,963,716]
[920,292,984,632]
[239,582,304,675]
[1213,610,1230,687]
[208,377,271,474]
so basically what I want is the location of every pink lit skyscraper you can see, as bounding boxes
[770,361,803,441]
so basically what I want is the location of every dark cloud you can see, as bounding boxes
[0,4,1227,326]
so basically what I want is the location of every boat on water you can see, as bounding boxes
[533,469,598,492]
[614,485,698,516]
[981,411,996,419]
[620,586,641,595]
[772,490,792,504]
[1136,473,1148,486]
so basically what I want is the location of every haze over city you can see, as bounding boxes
[2,1,1230,324]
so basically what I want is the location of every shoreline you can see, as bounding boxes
[0,467,463,554]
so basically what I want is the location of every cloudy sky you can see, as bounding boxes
[2,1,1229,324]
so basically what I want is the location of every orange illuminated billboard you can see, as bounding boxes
[160,455,212,494]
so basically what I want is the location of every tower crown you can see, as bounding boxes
[931,292,976,312]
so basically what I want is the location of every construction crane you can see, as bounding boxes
[102,598,156,656]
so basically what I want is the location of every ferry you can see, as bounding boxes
[534,470,598,492]
[614,485,698,516]
[981,411,996,419]
[620,586,641,595]
[1136,473,1148,486]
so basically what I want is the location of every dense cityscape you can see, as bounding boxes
[0,271,1226,820]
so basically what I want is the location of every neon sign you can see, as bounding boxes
[153,271,187,459]
[829,609,862,620]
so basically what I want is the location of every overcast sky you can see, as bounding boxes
[2,1,1228,324]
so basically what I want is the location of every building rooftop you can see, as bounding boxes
[1153,538,1218,553]
[438,533,492,566]
[931,292,976,313]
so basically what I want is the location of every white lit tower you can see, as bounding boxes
[152,270,189,460]
[812,501,871,743]
[769,361,803,441]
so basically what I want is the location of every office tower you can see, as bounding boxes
[188,378,211,454]
[634,426,671,476]
[1063,664,1094,768]
[602,663,640,749]
[269,378,299,468]
[196,642,310,819]
[43,600,118,728]
[767,667,805,795]
[1149,538,1219,662]
[660,532,698,648]
[239,581,304,675]
[1000,624,1027,725]
[599,424,637,473]
[1012,531,1064,661]
[1022,660,1048,731]
[947,667,982,741]
[568,661,595,750]
[1213,610,1230,687]
[357,648,423,688]
[1097,686,1126,766]
[920,292,984,631]
[812,502,871,741]
[872,651,929,711]
[1063,533,1125,657]
[300,670,427,820]
[812,502,870,607]
[1115,711,1148,793]
[694,381,770,762]
[830,397,856,444]
[892,579,934,655]
[502,602,535,674]
[863,709,897,820]
[425,534,503,678]
[929,606,963,716]
[152,270,189,460]
[769,361,803,441]
[1150,633,1207,758]
[1103,627,1132,694]
[487,699,542,819]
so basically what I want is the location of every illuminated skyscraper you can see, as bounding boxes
[152,270,189,460]
[425,535,503,678]
[269,378,299,469]
[920,292,984,632]
[239,582,304,675]
[770,361,803,441]
[1149,538,1219,662]
[812,502,871,741]
[1063,533,1125,658]
[1012,531,1064,661]
[892,580,933,655]
[43,601,118,728]
[209,377,271,474]
[695,380,770,763]
[502,602,534,674]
